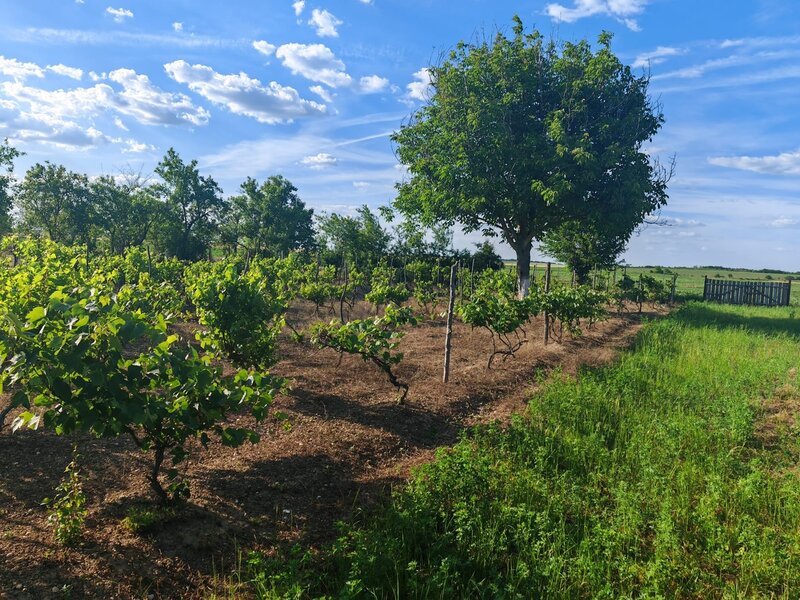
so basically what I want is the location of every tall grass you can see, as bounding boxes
[239,302,800,599]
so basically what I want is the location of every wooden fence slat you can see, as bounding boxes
[704,278,790,307]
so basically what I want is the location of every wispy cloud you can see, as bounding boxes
[8,27,244,49]
[709,150,800,176]
[544,0,649,31]
[632,46,685,69]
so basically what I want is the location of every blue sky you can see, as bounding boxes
[2,0,800,269]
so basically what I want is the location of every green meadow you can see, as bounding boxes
[234,302,800,598]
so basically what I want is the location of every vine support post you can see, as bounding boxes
[470,258,475,296]
[339,259,348,324]
[638,274,644,314]
[670,274,677,306]
[443,263,457,383]
[544,262,552,346]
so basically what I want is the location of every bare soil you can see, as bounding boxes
[0,302,658,599]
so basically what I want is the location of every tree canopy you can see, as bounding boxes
[224,175,315,258]
[392,17,669,295]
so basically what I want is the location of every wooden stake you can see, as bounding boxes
[544,262,552,345]
[443,263,457,383]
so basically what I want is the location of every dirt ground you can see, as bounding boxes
[0,302,659,599]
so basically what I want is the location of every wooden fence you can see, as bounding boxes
[703,277,791,307]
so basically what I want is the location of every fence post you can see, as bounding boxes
[443,263,458,383]
[703,275,708,301]
[544,262,552,346]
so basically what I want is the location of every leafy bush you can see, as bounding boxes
[309,304,417,403]
[44,450,87,546]
[365,263,409,310]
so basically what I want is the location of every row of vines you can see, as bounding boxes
[0,236,667,543]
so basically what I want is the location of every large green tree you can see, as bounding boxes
[392,17,669,296]
[17,162,93,246]
[91,176,163,254]
[317,205,390,269]
[224,175,315,258]
[152,148,226,261]
[0,140,22,235]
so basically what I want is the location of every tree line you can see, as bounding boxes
[0,140,504,270]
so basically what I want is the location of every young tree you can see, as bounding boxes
[0,139,22,235]
[152,148,226,261]
[392,17,669,297]
[225,175,315,258]
[539,220,627,284]
[317,205,390,268]
[17,163,93,246]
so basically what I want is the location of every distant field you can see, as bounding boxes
[504,261,800,305]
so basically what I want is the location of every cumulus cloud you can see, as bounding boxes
[709,150,800,175]
[0,56,44,80]
[632,46,685,69]
[292,0,305,17]
[253,40,277,57]
[0,65,209,151]
[301,152,337,168]
[108,68,210,125]
[46,64,83,80]
[406,68,432,101]
[545,0,648,31]
[276,43,352,88]
[660,216,706,228]
[172,22,183,32]
[308,9,342,37]
[105,7,134,23]
[359,75,389,94]
[164,60,326,124]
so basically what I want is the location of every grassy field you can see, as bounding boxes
[513,262,800,305]
[232,302,800,598]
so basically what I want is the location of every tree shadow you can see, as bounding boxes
[676,303,800,338]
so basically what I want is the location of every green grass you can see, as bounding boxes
[511,262,800,305]
[233,302,800,598]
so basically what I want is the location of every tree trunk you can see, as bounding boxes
[515,243,532,299]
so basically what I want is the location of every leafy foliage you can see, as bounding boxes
[393,17,669,295]
[309,304,417,403]
[365,263,410,310]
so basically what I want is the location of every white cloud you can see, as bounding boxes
[113,116,128,131]
[276,43,352,88]
[0,56,44,80]
[660,216,706,228]
[359,75,389,94]
[406,68,432,101]
[172,22,183,32]
[108,68,210,125]
[301,152,338,168]
[164,60,326,124]
[353,181,370,188]
[308,8,342,37]
[105,7,134,23]
[292,0,305,17]
[123,139,156,153]
[632,46,685,69]
[309,85,334,103]
[253,40,276,57]
[11,27,236,49]
[545,0,648,31]
[709,150,800,176]
[46,64,83,80]
[1,68,209,136]
[358,0,374,4]
[770,216,798,228]
[89,71,106,81]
